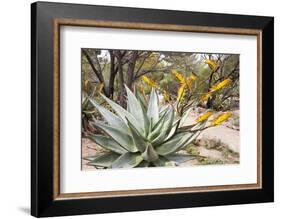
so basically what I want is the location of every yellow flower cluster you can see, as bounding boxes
[200,92,212,102]
[172,69,185,84]
[171,70,197,103]
[204,59,218,71]
[141,70,198,104]
[195,111,213,123]
[210,79,232,92]
[190,75,198,81]
[200,78,232,102]
[142,76,158,88]
[211,112,232,126]
[195,111,232,125]
[162,89,170,102]
[141,76,170,102]
[200,59,232,102]
[177,84,187,102]
[172,70,197,89]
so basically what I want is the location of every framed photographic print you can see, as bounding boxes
[31,1,274,217]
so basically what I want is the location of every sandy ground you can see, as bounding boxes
[82,138,104,170]
[82,109,240,170]
[198,126,239,152]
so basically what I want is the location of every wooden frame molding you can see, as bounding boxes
[31,2,274,217]
[53,18,263,201]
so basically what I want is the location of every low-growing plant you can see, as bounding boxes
[198,157,225,165]
[82,94,95,135]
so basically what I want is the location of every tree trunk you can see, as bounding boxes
[116,51,126,108]
[108,51,118,98]
[126,51,138,90]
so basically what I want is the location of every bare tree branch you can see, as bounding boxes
[82,49,109,96]
[134,52,152,76]
[82,49,105,83]
[134,54,164,80]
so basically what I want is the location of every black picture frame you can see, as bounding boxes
[31,1,274,217]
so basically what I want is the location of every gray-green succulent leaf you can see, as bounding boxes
[141,143,159,162]
[111,153,143,168]
[88,134,128,154]
[147,88,159,125]
[86,152,120,168]
[93,120,138,152]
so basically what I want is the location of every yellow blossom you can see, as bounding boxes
[210,79,232,92]
[204,59,218,71]
[142,76,158,88]
[211,112,232,126]
[195,111,213,123]
[190,74,198,81]
[172,70,186,84]
[162,89,170,102]
[177,83,187,103]
[201,92,212,102]
[172,70,198,92]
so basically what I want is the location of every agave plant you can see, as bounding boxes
[85,85,207,168]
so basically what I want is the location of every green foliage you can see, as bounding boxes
[186,144,200,156]
[197,157,225,165]
[85,86,208,168]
